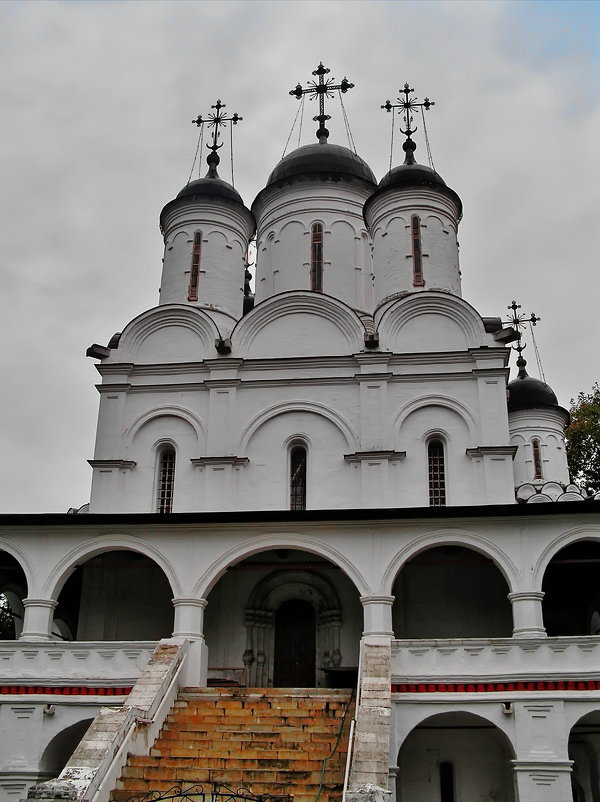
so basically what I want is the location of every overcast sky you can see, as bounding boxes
[1,0,598,513]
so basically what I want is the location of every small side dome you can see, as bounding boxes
[365,138,462,218]
[507,358,564,414]
[266,143,377,188]
[508,374,559,412]
[176,176,245,206]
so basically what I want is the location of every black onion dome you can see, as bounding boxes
[364,138,462,218]
[507,374,559,412]
[266,143,377,187]
[507,357,563,414]
[160,173,254,235]
[176,176,245,205]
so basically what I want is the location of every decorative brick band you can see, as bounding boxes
[392,680,600,693]
[0,685,132,695]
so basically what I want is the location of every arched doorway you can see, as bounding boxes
[273,599,316,687]
[204,548,362,688]
[54,550,174,640]
[569,710,600,801]
[392,546,512,638]
[542,541,600,635]
[397,712,515,802]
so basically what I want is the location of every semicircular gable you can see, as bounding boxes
[113,305,221,363]
[232,291,366,358]
[240,400,357,453]
[376,292,487,353]
[392,394,477,441]
[126,406,205,447]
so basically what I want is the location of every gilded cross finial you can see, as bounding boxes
[382,83,434,164]
[290,62,354,143]
[192,99,243,177]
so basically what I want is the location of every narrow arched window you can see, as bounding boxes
[439,762,455,802]
[156,446,176,513]
[290,445,307,511]
[532,438,543,479]
[411,215,424,287]
[188,231,202,301]
[428,439,446,506]
[310,223,323,292]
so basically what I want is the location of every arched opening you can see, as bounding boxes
[569,710,600,802]
[39,718,93,779]
[204,548,362,688]
[542,541,600,636]
[392,546,512,638]
[0,551,28,639]
[397,712,515,802]
[53,550,174,641]
[310,222,324,292]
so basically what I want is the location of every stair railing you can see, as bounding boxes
[342,638,363,802]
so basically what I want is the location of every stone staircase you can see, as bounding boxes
[111,687,354,802]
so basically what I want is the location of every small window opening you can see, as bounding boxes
[310,223,323,292]
[156,446,176,513]
[411,215,424,287]
[290,445,307,511]
[188,232,202,301]
[428,439,446,506]
[439,762,455,802]
[532,438,543,480]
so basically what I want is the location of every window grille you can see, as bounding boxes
[428,439,446,506]
[310,223,323,292]
[532,438,543,479]
[156,447,176,513]
[188,232,202,301]
[290,445,307,511]
[411,215,424,286]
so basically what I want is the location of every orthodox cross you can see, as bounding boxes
[192,100,242,176]
[506,300,542,375]
[382,83,434,140]
[290,63,354,143]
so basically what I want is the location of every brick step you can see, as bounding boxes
[112,688,353,802]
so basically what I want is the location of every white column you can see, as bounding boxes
[172,597,208,686]
[361,595,395,637]
[509,592,546,639]
[20,598,57,641]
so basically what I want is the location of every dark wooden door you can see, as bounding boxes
[273,599,316,687]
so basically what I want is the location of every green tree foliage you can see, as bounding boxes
[0,593,15,639]
[566,382,600,491]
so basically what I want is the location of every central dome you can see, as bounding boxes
[266,143,377,187]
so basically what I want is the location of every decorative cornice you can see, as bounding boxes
[190,457,249,468]
[392,679,600,693]
[466,446,518,459]
[87,460,137,470]
[344,450,406,463]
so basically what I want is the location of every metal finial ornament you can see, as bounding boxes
[290,63,354,143]
[505,300,541,377]
[192,100,243,178]
[381,83,434,164]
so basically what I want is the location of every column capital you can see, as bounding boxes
[508,592,545,602]
[172,597,208,609]
[360,595,395,606]
[22,598,59,610]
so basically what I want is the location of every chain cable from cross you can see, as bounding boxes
[192,100,243,177]
[289,62,354,143]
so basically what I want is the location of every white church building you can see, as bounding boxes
[1,69,600,802]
